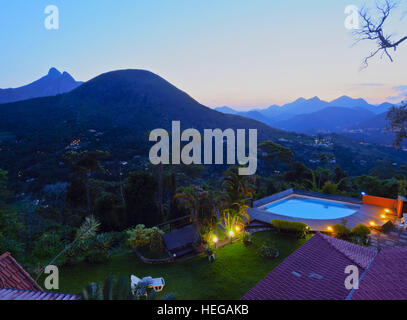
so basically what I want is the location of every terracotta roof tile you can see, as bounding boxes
[0,288,78,300]
[352,248,407,300]
[0,252,42,291]
[242,233,377,300]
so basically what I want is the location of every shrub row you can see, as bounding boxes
[271,219,309,238]
[331,224,371,240]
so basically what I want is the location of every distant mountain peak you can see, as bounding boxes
[0,68,82,104]
[61,71,75,81]
[47,67,62,77]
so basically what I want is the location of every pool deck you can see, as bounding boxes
[249,189,393,231]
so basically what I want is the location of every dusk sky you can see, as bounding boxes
[1,0,407,110]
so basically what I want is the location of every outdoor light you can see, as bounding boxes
[229,230,234,237]
[327,226,333,232]
[385,209,390,213]
[213,236,218,243]
[235,226,240,232]
[380,214,386,219]
[361,192,366,196]
[369,221,376,227]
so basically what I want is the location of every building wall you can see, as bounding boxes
[363,195,405,217]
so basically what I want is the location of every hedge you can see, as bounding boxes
[332,224,351,239]
[271,219,309,238]
[351,224,371,238]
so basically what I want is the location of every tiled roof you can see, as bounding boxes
[0,288,78,300]
[163,224,199,251]
[0,252,42,291]
[242,233,377,300]
[319,233,377,269]
[352,247,407,300]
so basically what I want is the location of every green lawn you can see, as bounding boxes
[55,231,311,300]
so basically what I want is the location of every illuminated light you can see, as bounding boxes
[213,236,218,243]
[327,226,333,232]
[229,230,234,237]
[235,226,240,232]
[369,221,376,227]
[385,209,390,213]
[361,192,366,196]
[380,214,386,219]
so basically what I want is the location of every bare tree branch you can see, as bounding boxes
[354,0,407,68]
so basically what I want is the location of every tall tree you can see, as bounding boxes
[64,150,110,215]
[387,102,407,148]
[124,171,160,227]
[222,166,256,206]
[259,141,294,166]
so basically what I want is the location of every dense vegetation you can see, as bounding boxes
[50,231,311,299]
[0,70,406,280]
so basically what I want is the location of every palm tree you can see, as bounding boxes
[174,185,203,219]
[222,166,256,206]
[174,185,223,237]
[36,215,100,281]
[218,202,250,240]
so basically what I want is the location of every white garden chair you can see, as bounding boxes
[151,277,165,292]
[130,275,165,293]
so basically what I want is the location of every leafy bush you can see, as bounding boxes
[32,231,63,259]
[258,244,279,259]
[73,233,114,265]
[85,247,110,264]
[149,228,164,255]
[352,224,371,238]
[322,182,338,194]
[126,225,164,249]
[271,219,309,238]
[242,231,252,245]
[381,221,394,234]
[332,224,351,239]
[64,246,85,266]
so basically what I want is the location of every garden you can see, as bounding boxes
[51,231,311,300]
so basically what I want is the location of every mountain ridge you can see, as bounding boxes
[0,68,83,104]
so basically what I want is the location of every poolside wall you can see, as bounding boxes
[398,196,407,217]
[362,195,405,218]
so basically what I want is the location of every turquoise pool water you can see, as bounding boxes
[263,196,359,220]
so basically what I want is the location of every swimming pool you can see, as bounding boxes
[261,196,360,220]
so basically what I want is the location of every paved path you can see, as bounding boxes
[368,222,407,250]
